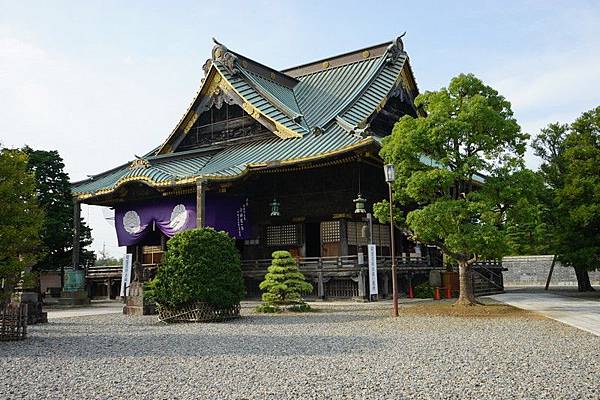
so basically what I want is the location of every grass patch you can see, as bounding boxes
[401,300,542,319]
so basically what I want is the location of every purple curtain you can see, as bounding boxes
[205,193,251,240]
[115,197,197,246]
[114,194,250,246]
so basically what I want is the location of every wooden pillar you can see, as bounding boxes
[196,179,207,228]
[340,220,348,256]
[382,272,390,298]
[72,200,81,270]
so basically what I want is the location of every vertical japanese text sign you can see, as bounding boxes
[368,244,378,298]
[120,254,133,297]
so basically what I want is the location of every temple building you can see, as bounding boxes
[73,36,501,299]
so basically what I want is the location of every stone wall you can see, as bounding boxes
[503,255,600,286]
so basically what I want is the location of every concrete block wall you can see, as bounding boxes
[503,255,600,286]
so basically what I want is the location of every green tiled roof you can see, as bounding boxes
[73,128,371,196]
[73,153,212,196]
[72,37,416,200]
[216,63,308,136]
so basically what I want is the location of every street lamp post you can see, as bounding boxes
[384,164,399,317]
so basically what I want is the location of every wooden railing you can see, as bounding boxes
[241,254,433,275]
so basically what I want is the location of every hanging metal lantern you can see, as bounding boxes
[270,198,281,217]
[353,193,367,214]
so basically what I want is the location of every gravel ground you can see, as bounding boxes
[1,302,599,400]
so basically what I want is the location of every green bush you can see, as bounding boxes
[151,228,245,309]
[414,282,434,298]
[255,303,282,313]
[143,279,157,306]
[257,250,313,312]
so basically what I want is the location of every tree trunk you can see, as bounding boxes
[455,261,478,306]
[574,266,595,292]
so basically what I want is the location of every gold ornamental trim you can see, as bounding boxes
[74,138,376,201]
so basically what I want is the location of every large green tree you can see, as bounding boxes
[0,148,44,303]
[24,147,94,271]
[533,107,600,291]
[376,73,529,305]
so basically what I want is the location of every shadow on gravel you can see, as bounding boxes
[244,312,384,325]
[1,331,385,359]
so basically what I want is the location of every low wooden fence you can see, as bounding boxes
[0,303,28,341]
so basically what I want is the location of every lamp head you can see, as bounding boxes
[384,164,396,183]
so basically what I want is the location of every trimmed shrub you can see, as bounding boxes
[414,282,434,299]
[257,251,312,312]
[152,228,245,309]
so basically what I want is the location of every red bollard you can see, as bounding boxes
[434,287,441,300]
[446,286,452,299]
[408,286,414,299]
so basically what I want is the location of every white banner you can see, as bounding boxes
[368,244,378,296]
[120,253,133,297]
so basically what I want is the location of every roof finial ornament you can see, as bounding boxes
[211,37,239,76]
[386,32,406,65]
[129,156,150,169]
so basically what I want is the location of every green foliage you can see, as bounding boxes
[375,74,530,303]
[258,251,313,311]
[254,303,282,313]
[287,303,314,312]
[377,74,529,267]
[142,278,157,306]
[0,148,43,303]
[151,228,245,309]
[482,169,552,255]
[24,147,94,270]
[413,282,434,298]
[95,256,123,266]
[534,106,600,275]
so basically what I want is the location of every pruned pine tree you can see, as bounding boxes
[258,251,312,312]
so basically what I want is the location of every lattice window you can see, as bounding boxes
[374,224,391,247]
[326,279,359,297]
[321,221,341,243]
[347,221,368,246]
[347,223,390,247]
[266,224,301,246]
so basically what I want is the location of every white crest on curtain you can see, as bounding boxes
[169,204,188,231]
[123,210,141,234]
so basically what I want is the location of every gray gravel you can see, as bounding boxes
[1,302,599,400]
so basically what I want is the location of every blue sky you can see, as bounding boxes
[1,1,599,257]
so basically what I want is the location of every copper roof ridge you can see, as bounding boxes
[281,40,393,77]
[227,50,299,88]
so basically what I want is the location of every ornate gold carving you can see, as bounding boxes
[242,102,261,119]
[322,61,330,69]
[241,60,248,68]
[270,72,276,80]
[213,47,222,59]
[362,50,370,58]
[183,111,199,134]
[242,102,253,114]
[129,158,150,169]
